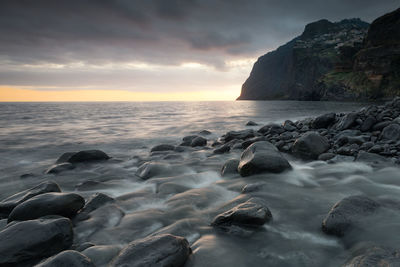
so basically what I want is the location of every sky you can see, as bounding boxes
[0,0,398,101]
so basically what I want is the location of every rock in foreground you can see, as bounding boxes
[8,192,85,222]
[212,198,272,228]
[238,141,291,177]
[0,218,73,266]
[35,250,95,267]
[110,234,190,267]
[0,181,61,218]
[292,131,330,159]
[322,195,381,237]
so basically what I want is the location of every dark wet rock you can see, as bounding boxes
[56,152,76,164]
[211,198,272,228]
[35,250,95,267]
[343,246,400,267]
[336,112,358,131]
[0,217,73,266]
[8,192,85,222]
[322,195,381,237]
[221,159,240,177]
[372,121,392,131]
[191,136,207,147]
[136,162,169,180]
[57,150,110,164]
[82,245,121,267]
[318,153,336,161]
[360,116,377,132]
[223,129,255,142]
[81,193,114,214]
[0,181,61,218]
[110,234,190,267]
[312,113,336,129]
[246,121,258,126]
[283,120,297,131]
[45,162,75,174]
[258,124,284,135]
[360,142,374,151]
[380,124,400,141]
[213,143,231,154]
[180,135,198,146]
[368,145,384,153]
[238,141,291,177]
[150,144,175,152]
[327,155,355,163]
[198,130,212,135]
[292,132,330,159]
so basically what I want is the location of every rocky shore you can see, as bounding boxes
[2,99,400,266]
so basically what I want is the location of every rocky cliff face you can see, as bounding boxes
[238,8,400,101]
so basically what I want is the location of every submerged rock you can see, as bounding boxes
[0,181,61,218]
[110,234,190,267]
[35,250,95,267]
[80,193,114,214]
[0,217,73,266]
[322,195,381,237]
[150,144,175,152]
[45,162,75,174]
[292,131,330,159]
[238,141,291,177]
[191,136,207,147]
[136,162,170,180]
[8,192,85,222]
[211,198,272,228]
[57,150,110,164]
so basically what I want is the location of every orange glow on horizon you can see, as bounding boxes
[0,87,240,102]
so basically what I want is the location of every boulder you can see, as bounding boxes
[150,144,175,152]
[380,124,400,141]
[312,113,336,129]
[136,162,170,180]
[0,218,73,266]
[191,136,207,147]
[223,129,255,142]
[322,195,381,237]
[372,121,391,131]
[110,234,190,267]
[221,159,240,177]
[336,112,358,131]
[292,132,330,159]
[0,181,61,218]
[238,141,291,176]
[356,151,389,165]
[211,198,272,228]
[35,250,95,267]
[56,150,110,164]
[8,192,85,222]
[180,135,198,146]
[213,143,231,154]
[360,116,377,132]
[45,163,75,174]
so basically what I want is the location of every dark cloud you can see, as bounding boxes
[0,0,398,90]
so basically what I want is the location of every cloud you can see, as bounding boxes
[0,0,398,92]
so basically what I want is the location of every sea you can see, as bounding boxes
[1,101,400,266]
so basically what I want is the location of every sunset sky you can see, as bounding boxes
[0,0,398,101]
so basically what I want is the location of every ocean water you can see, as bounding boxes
[1,101,400,266]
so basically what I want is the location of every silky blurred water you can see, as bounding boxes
[0,101,365,177]
[4,101,400,267]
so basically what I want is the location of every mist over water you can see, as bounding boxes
[2,101,400,266]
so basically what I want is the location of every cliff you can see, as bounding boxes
[238,8,400,101]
